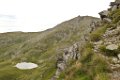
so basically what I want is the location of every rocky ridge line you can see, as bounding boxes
[94,0,120,80]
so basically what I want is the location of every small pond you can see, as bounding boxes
[15,62,38,70]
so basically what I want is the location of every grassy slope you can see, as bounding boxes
[60,9,120,80]
[0,16,99,80]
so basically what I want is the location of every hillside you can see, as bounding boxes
[60,0,120,80]
[0,16,100,80]
[0,0,120,80]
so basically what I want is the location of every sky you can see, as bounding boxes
[0,0,115,33]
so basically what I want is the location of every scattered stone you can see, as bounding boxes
[113,64,120,68]
[103,18,112,23]
[112,57,118,63]
[118,60,120,63]
[111,5,117,11]
[94,40,103,45]
[106,44,118,50]
[118,54,120,59]
[109,71,120,80]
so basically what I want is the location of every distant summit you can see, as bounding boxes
[0,0,120,80]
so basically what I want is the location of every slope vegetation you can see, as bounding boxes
[0,16,99,80]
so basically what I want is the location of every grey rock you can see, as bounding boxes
[99,10,109,20]
[106,44,118,50]
[63,43,79,62]
[103,26,120,39]
[112,57,118,64]
[55,69,61,78]
[103,18,112,23]
[115,0,120,3]
[57,62,66,71]
[99,10,109,16]
[118,54,120,60]
[113,64,120,68]
[94,40,103,45]
[53,43,80,79]
[110,0,120,12]
[111,5,118,11]
[51,19,100,79]
[109,71,120,80]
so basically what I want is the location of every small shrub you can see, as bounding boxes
[90,32,102,41]
[85,42,94,49]
[99,45,107,53]
[90,26,107,41]
[95,73,109,80]
[74,52,109,80]
[109,9,120,24]
[80,48,94,63]
[74,69,92,80]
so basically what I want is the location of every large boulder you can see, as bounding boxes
[99,10,110,20]
[106,44,118,50]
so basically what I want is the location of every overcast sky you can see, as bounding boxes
[0,0,115,33]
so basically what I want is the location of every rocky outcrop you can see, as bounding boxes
[94,1,120,80]
[99,10,112,23]
[92,30,120,80]
[110,0,120,11]
[99,0,120,23]
[99,10,109,19]
[51,17,100,80]
[103,26,120,46]
[51,43,80,80]
[51,0,120,79]
[93,24,120,80]
[63,43,80,62]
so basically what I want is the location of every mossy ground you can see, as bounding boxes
[58,42,110,80]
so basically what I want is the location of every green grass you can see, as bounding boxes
[90,25,107,41]
[51,6,120,80]
[75,49,109,80]
[58,42,110,80]
[109,9,120,24]
[0,16,100,80]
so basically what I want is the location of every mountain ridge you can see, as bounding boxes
[0,15,100,80]
[0,0,120,80]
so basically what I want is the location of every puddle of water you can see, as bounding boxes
[15,62,38,70]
